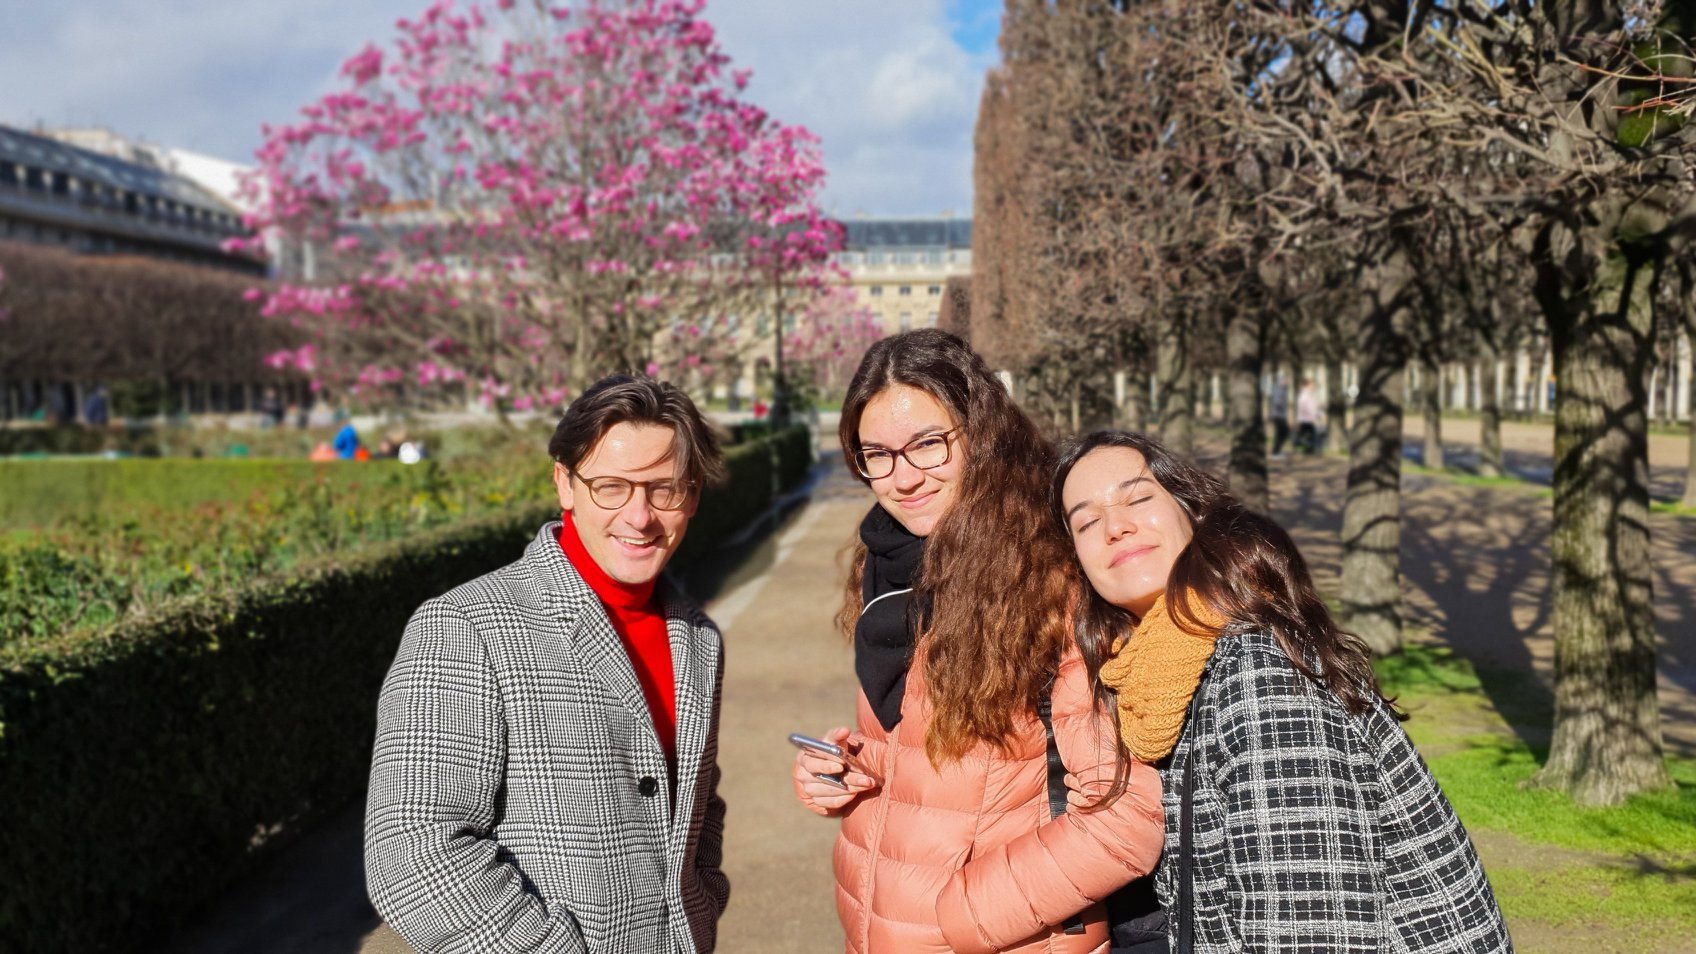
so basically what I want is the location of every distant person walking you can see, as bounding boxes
[258,387,284,428]
[1267,373,1291,459]
[1295,378,1321,454]
[365,374,732,953]
[82,385,110,426]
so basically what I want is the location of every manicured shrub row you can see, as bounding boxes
[772,421,818,492]
[0,424,161,457]
[0,427,813,953]
[0,420,554,463]
[0,457,402,528]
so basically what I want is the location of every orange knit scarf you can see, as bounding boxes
[1096,591,1226,763]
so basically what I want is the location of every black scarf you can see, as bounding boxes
[854,504,927,732]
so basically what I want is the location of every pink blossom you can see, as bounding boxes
[240,0,838,406]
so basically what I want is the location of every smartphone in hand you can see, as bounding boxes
[789,732,867,789]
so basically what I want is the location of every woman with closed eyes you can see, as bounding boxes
[1054,430,1513,953]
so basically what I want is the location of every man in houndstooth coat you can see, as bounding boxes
[366,375,732,953]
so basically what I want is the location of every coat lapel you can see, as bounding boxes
[523,523,654,746]
[661,579,721,826]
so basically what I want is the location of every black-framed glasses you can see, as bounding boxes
[570,472,696,511]
[853,428,959,480]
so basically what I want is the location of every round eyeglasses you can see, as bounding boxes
[571,472,696,511]
[853,428,959,480]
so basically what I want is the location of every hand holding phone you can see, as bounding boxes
[789,733,859,788]
[789,729,876,813]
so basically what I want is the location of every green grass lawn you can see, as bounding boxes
[1378,646,1696,949]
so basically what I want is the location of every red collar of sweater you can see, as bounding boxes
[556,513,660,612]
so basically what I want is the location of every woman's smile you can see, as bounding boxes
[1109,544,1156,569]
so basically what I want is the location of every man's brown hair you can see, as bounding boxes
[548,374,727,488]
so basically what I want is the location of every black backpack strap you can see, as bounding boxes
[1175,664,1214,954]
[1037,690,1071,820]
[1038,688,1087,935]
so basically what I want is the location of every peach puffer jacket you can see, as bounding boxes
[821,646,1164,953]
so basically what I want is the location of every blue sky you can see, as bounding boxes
[0,0,1001,217]
[949,0,1003,56]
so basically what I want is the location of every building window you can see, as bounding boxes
[928,285,942,296]
[927,312,939,327]
[924,250,944,265]
[898,286,912,296]
[867,251,886,265]
[899,312,913,332]
[870,286,883,297]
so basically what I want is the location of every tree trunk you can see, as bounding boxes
[1156,319,1194,456]
[1685,318,1696,508]
[1341,258,1410,656]
[1122,362,1151,432]
[1225,308,1268,513]
[1684,411,1696,509]
[1420,352,1443,470]
[1325,362,1348,454]
[1528,248,1670,806]
[1478,355,1504,478]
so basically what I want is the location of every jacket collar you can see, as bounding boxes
[521,520,703,626]
[521,521,718,803]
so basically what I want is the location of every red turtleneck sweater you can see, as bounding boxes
[557,515,677,765]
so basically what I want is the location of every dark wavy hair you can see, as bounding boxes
[837,330,1078,764]
[548,373,727,489]
[1051,430,1395,718]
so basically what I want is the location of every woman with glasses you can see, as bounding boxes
[791,330,1164,954]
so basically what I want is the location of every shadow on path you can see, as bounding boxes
[1270,448,1694,758]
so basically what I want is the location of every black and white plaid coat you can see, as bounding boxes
[1155,630,1513,953]
[365,522,729,954]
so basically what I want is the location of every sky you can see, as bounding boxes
[0,0,1002,217]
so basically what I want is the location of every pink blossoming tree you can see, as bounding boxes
[236,0,840,411]
[782,284,882,401]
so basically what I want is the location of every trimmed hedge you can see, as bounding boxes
[772,422,817,493]
[0,425,162,457]
[0,421,554,464]
[0,458,403,529]
[0,426,813,953]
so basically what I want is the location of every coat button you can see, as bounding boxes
[638,776,659,797]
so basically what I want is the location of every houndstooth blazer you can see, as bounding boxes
[365,522,729,954]
[1156,629,1513,953]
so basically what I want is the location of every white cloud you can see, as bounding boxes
[0,0,995,215]
[707,0,993,215]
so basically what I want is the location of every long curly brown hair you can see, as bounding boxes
[836,330,1078,765]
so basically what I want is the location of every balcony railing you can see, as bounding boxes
[0,180,246,254]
